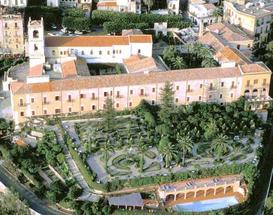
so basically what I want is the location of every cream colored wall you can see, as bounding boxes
[12,75,251,124]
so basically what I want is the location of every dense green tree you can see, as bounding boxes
[210,134,229,158]
[172,56,187,69]
[103,97,115,132]
[0,191,30,215]
[177,134,194,166]
[137,137,148,172]
[159,81,175,127]
[143,0,154,13]
[204,120,219,141]
[101,139,114,171]
[159,137,177,168]
[265,192,273,214]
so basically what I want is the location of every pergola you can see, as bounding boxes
[108,193,144,210]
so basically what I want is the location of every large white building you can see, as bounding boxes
[47,0,92,9]
[97,0,141,14]
[189,2,217,26]
[0,0,27,7]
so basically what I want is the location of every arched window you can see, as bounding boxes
[34,44,38,51]
[244,90,250,97]
[253,89,258,97]
[33,30,39,38]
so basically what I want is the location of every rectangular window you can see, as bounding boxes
[187,97,190,102]
[151,100,155,105]
[263,78,267,85]
[129,102,132,107]
[81,106,84,111]
[116,91,120,98]
[55,96,60,101]
[199,96,202,101]
[92,105,96,110]
[246,80,250,87]
[68,107,72,113]
[55,109,61,114]
[176,86,179,90]
[80,94,84,99]
[231,93,234,98]
[130,90,133,95]
[104,92,108,97]
[140,89,144,96]
[209,95,212,99]
[31,98,35,103]
[220,94,223,99]
[92,93,95,100]
[20,111,24,116]
[19,98,23,106]
[221,82,224,87]
[254,79,258,84]
[210,83,213,90]
[175,98,178,103]
[43,109,47,115]
[43,97,47,104]
[200,84,202,88]
[231,81,235,88]
[116,103,119,108]
[68,95,72,102]
[152,88,156,93]
[187,85,191,92]
[31,111,35,116]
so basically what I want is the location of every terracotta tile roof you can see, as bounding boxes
[11,66,244,95]
[124,55,158,73]
[215,47,251,65]
[206,23,253,42]
[45,35,152,47]
[97,1,117,7]
[61,60,78,78]
[240,63,271,74]
[203,3,216,10]
[28,64,43,77]
[199,32,226,52]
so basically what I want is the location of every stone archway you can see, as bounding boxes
[185,191,195,199]
[196,190,205,197]
[216,187,224,195]
[166,194,175,201]
[176,193,185,200]
[206,188,214,196]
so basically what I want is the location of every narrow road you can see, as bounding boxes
[0,165,69,215]
[48,125,101,202]
[250,125,273,215]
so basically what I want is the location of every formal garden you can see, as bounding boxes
[60,83,264,194]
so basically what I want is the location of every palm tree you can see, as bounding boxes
[143,0,154,13]
[212,8,222,22]
[210,134,229,159]
[172,56,187,69]
[201,57,218,68]
[101,139,114,171]
[177,134,194,166]
[137,137,148,172]
[159,138,178,168]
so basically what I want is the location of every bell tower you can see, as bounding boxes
[28,17,45,67]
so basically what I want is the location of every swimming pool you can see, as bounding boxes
[173,196,239,212]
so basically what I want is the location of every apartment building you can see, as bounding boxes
[0,13,24,55]
[97,0,141,14]
[47,0,92,13]
[189,3,217,26]
[0,0,27,7]
[224,1,273,44]
[10,62,271,125]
